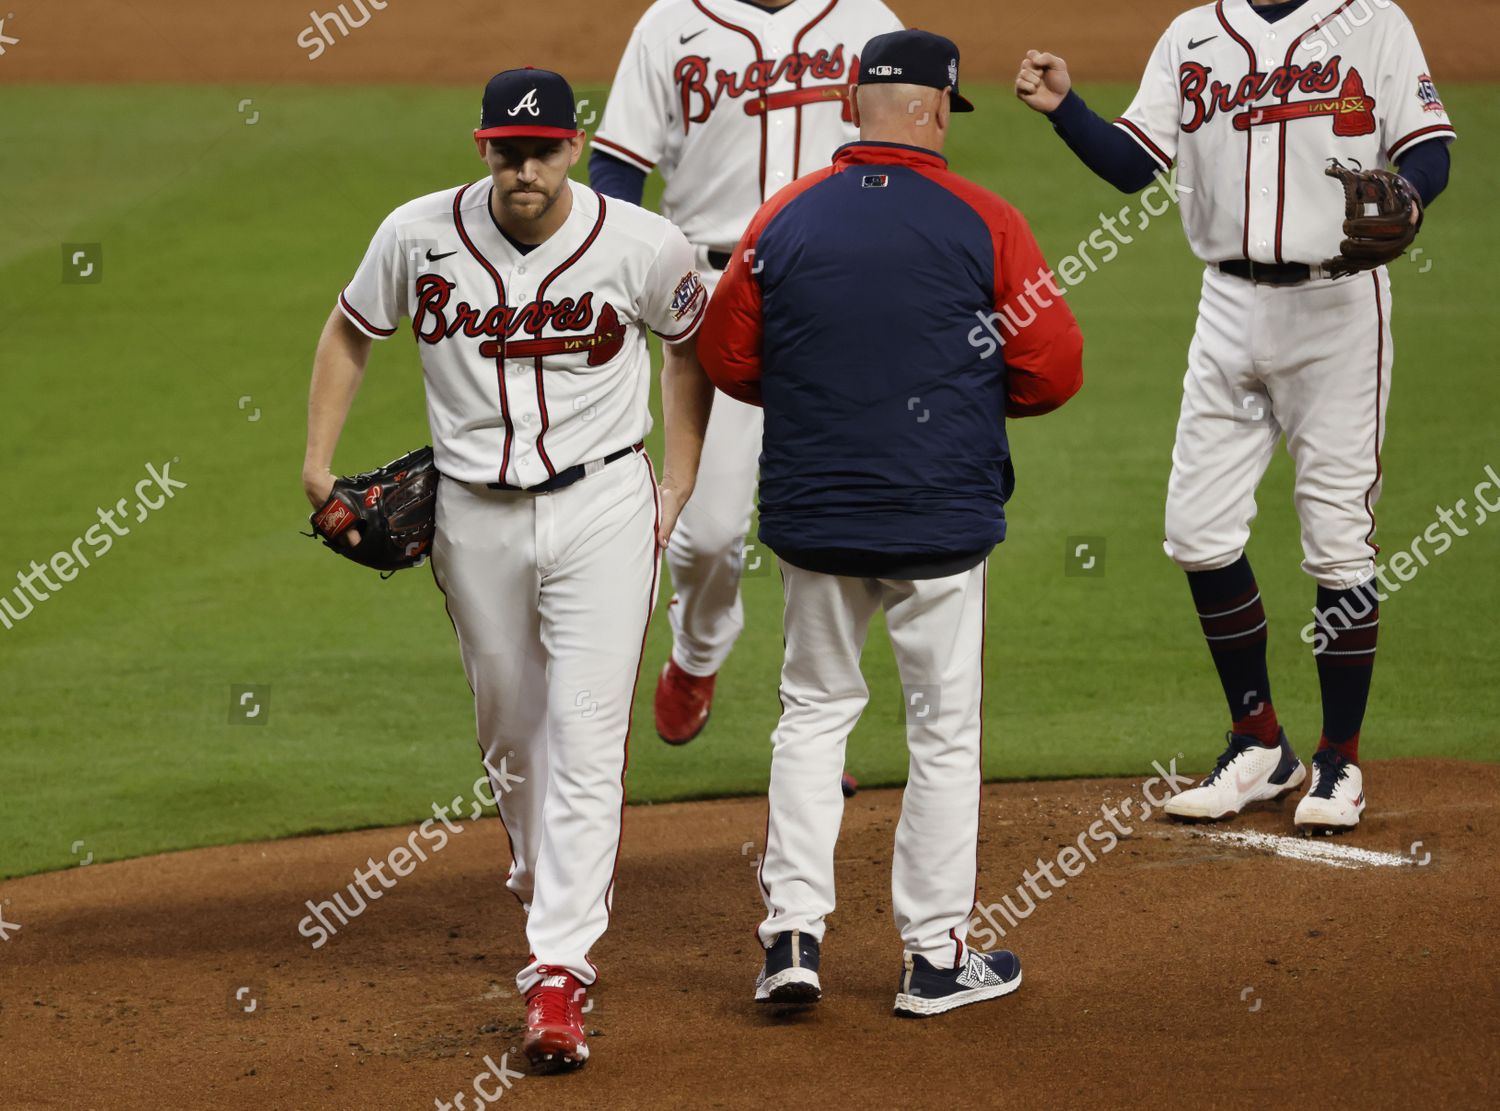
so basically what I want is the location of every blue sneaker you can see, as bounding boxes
[893,949,1022,1017]
[754,930,821,1008]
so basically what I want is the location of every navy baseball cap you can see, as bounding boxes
[475,67,581,141]
[858,30,975,112]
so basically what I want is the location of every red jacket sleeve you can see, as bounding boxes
[697,222,765,407]
[994,209,1084,418]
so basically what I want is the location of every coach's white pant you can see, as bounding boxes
[1164,267,1393,589]
[665,265,763,677]
[758,561,986,968]
[432,453,659,995]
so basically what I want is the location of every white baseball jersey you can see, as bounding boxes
[339,179,708,487]
[1115,0,1456,265]
[594,0,904,250]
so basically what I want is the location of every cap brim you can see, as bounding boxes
[951,92,976,112]
[474,125,582,140]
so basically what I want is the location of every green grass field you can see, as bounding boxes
[1,83,1496,878]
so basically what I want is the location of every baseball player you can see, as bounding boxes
[1017,0,1455,831]
[701,30,1084,1015]
[302,68,714,1073]
[590,0,904,746]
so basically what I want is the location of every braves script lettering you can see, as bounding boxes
[1179,55,1348,132]
[412,275,599,345]
[674,46,851,128]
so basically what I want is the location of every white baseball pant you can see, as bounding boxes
[757,560,986,967]
[664,263,763,677]
[1164,266,1393,590]
[432,451,660,995]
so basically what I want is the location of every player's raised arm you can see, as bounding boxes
[1015,49,1071,114]
[1016,38,1176,194]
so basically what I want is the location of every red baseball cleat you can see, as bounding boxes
[654,658,716,745]
[523,969,589,1074]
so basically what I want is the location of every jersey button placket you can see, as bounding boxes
[507,278,531,488]
[1246,34,1278,262]
[766,34,791,186]
[503,352,534,489]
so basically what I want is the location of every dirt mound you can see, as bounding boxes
[3,758,1496,1109]
[2,1,1492,84]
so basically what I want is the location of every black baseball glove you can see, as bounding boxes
[308,446,438,573]
[1323,159,1423,279]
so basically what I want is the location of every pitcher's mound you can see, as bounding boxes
[4,759,1496,1109]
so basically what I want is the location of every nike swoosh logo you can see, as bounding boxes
[680,29,706,44]
[426,249,458,262]
[1188,36,1218,50]
[1235,770,1262,793]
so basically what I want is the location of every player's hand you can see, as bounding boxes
[304,468,336,510]
[655,482,691,549]
[304,468,361,546]
[1016,50,1071,114]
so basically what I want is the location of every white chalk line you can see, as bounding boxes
[1190,829,1416,870]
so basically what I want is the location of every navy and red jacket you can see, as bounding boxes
[698,140,1084,568]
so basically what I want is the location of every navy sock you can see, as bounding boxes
[1312,582,1380,764]
[1186,556,1280,744]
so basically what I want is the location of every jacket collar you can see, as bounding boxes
[833,140,948,170]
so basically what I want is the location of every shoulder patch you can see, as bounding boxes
[670,271,706,321]
[1417,74,1444,114]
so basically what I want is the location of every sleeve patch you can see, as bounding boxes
[1417,74,1445,114]
[669,271,706,321]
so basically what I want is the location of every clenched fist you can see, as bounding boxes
[1016,50,1072,114]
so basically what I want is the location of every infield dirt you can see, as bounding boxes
[4,759,1497,1109]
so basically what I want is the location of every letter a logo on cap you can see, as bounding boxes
[508,89,542,118]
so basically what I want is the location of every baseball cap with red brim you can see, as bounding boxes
[474,67,581,140]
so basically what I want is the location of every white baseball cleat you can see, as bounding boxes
[1165,730,1307,822]
[1295,749,1365,833]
